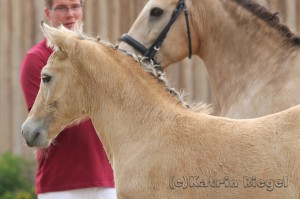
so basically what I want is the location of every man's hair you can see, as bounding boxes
[44,0,84,9]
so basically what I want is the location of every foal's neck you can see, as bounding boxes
[198,0,300,118]
[86,48,182,165]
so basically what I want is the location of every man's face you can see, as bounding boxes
[45,0,83,29]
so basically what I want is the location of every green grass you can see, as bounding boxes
[0,152,36,199]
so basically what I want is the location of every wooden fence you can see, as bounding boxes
[0,0,300,158]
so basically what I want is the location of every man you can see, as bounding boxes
[20,0,116,198]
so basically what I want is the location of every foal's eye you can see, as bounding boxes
[42,74,52,84]
[150,7,164,17]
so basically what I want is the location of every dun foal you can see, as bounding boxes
[22,23,300,199]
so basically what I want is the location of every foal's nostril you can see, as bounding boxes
[34,132,40,140]
[26,132,41,147]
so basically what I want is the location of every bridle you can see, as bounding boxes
[120,0,192,64]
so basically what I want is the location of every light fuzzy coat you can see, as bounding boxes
[21,23,300,199]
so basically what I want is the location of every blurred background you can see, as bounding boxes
[0,0,300,198]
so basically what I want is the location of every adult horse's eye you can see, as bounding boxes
[42,74,52,84]
[150,7,164,17]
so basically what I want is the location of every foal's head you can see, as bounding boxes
[21,22,93,148]
[120,0,199,67]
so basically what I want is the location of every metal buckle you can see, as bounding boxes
[154,46,160,51]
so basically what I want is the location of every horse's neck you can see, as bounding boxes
[86,51,180,165]
[196,0,300,118]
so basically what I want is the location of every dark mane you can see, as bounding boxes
[234,0,300,45]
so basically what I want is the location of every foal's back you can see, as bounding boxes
[121,105,300,198]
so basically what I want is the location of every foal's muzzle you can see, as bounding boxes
[21,119,50,148]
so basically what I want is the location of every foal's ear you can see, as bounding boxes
[40,21,77,53]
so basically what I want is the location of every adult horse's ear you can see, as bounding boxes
[40,21,75,53]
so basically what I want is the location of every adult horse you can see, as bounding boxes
[21,22,300,198]
[119,0,300,118]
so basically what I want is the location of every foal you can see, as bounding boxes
[22,23,300,199]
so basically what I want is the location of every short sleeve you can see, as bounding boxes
[20,52,48,111]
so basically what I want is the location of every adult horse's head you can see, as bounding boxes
[120,0,200,67]
[21,22,91,148]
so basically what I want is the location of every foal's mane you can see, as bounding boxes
[234,0,300,45]
[53,23,212,114]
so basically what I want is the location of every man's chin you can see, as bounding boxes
[65,24,74,29]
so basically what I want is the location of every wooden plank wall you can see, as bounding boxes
[0,0,299,158]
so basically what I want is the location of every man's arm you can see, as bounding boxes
[20,52,47,112]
